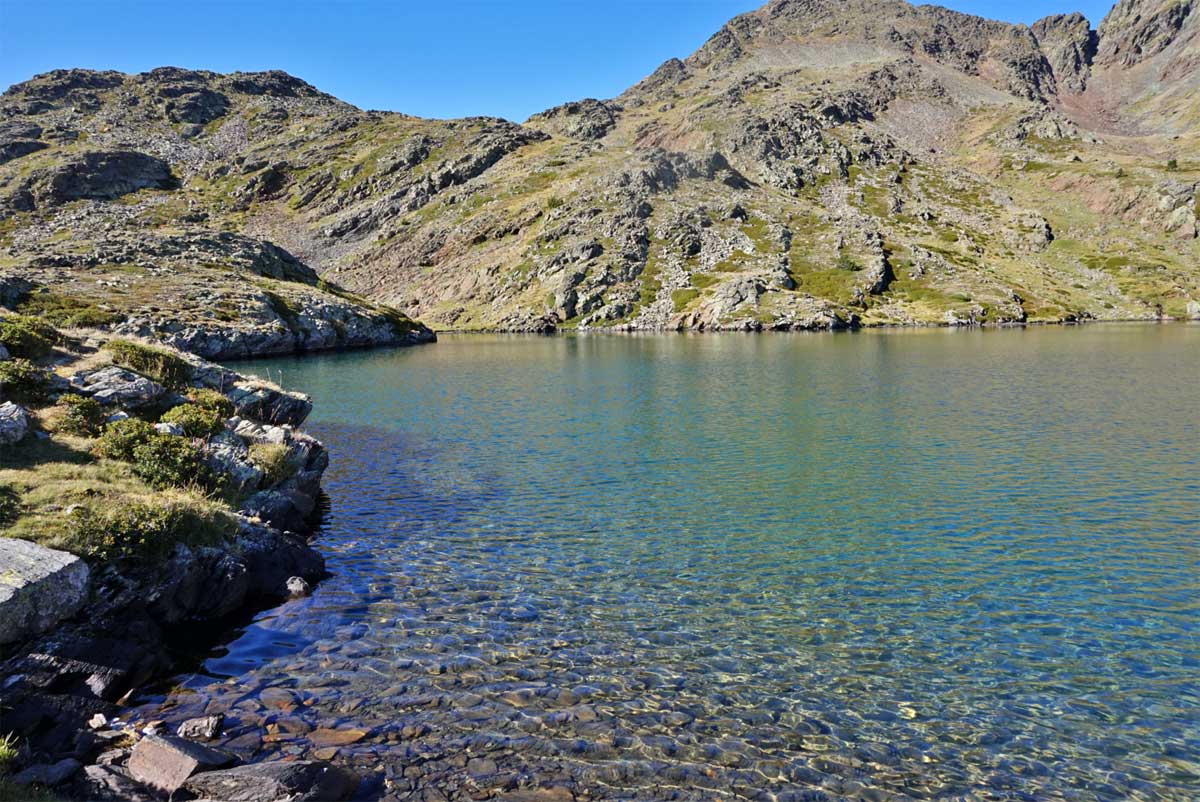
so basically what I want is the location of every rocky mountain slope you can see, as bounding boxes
[1,0,1197,334]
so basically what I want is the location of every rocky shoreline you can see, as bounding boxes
[0,328,400,800]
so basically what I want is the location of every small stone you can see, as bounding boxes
[154,421,184,436]
[126,733,237,794]
[176,713,223,740]
[141,719,165,735]
[89,713,109,729]
[308,727,366,747]
[285,576,311,597]
[467,757,498,778]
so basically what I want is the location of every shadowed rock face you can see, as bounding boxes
[1032,12,1098,93]
[0,0,1197,334]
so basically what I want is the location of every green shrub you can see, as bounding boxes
[15,291,123,328]
[96,418,158,461]
[248,442,295,486]
[1166,158,1178,171]
[130,435,216,490]
[64,500,234,562]
[0,316,55,359]
[0,484,21,527]
[54,393,107,436]
[104,340,192,389]
[188,388,235,417]
[159,403,224,437]
[0,358,51,405]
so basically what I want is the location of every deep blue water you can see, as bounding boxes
[140,327,1200,801]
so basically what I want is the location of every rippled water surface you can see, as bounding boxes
[140,327,1200,801]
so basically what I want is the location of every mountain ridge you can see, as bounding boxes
[0,0,1196,339]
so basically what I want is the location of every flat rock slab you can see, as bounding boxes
[126,733,237,794]
[0,537,90,644]
[182,760,356,802]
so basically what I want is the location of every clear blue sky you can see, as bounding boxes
[0,0,1113,122]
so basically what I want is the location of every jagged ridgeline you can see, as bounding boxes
[1,0,1197,336]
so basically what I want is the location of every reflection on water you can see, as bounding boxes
[138,327,1200,801]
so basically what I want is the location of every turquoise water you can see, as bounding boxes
[142,327,1199,801]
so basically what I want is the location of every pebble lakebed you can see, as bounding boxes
[133,331,1200,801]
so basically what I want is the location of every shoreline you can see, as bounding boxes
[427,315,1200,336]
[0,328,390,801]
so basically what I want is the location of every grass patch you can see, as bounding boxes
[15,290,123,328]
[671,288,700,312]
[0,450,234,562]
[105,340,193,389]
[248,442,296,486]
[262,290,303,332]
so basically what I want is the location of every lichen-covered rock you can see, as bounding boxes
[0,538,90,644]
[204,430,264,493]
[0,401,30,445]
[70,365,164,407]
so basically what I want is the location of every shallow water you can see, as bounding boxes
[138,326,1200,801]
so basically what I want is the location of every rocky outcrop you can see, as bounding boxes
[0,341,332,798]
[1096,0,1195,66]
[527,98,618,140]
[1032,12,1098,93]
[0,539,90,644]
[7,150,174,210]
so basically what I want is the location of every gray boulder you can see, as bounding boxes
[0,401,30,445]
[182,760,356,802]
[0,538,90,644]
[70,365,164,407]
